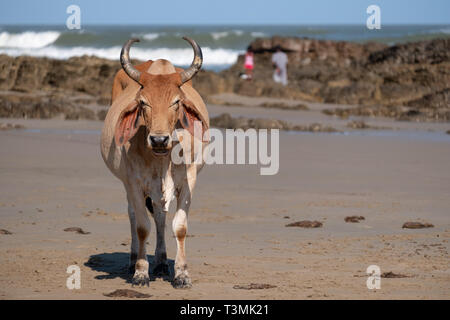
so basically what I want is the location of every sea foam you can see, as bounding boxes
[0,31,60,48]
[0,45,240,67]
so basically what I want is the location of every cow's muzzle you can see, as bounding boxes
[149,135,170,155]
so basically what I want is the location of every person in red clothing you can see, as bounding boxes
[243,46,254,80]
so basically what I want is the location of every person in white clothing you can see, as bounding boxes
[271,45,288,86]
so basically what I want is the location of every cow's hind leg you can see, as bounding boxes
[126,184,151,286]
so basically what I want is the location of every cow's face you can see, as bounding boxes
[138,75,180,155]
[114,37,204,156]
[114,73,206,156]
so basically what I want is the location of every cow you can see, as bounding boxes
[100,37,209,288]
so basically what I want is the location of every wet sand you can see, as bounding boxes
[0,99,449,299]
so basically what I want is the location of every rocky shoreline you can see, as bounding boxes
[203,37,450,122]
[0,37,449,122]
[210,113,339,132]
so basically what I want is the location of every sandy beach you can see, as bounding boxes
[1,96,449,299]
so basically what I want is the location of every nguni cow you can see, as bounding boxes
[100,37,209,288]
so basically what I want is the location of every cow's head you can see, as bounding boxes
[114,37,206,156]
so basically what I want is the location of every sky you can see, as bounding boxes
[0,0,449,25]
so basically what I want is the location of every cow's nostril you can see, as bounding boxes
[150,135,169,148]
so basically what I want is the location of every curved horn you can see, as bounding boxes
[120,38,141,84]
[179,37,203,84]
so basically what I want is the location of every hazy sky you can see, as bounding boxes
[1,0,449,25]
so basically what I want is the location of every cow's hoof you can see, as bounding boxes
[153,263,169,277]
[132,271,149,287]
[172,275,192,289]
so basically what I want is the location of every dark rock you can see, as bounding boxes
[291,123,338,133]
[345,216,365,223]
[259,102,309,110]
[210,113,289,130]
[346,121,370,129]
[64,107,96,120]
[104,289,152,298]
[0,94,98,120]
[97,109,108,121]
[233,283,277,290]
[64,227,90,234]
[402,222,434,229]
[368,39,450,65]
[210,113,338,132]
[286,220,323,228]
[381,272,409,278]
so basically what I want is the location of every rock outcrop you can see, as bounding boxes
[0,37,448,121]
[218,37,449,121]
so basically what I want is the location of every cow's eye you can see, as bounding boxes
[170,100,180,110]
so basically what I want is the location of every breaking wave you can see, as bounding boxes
[1,25,448,70]
[0,31,60,48]
[0,45,240,68]
[142,33,160,41]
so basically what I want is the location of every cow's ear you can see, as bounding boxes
[178,99,208,141]
[114,101,142,147]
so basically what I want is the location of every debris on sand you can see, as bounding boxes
[259,102,309,111]
[346,121,387,130]
[64,227,90,234]
[402,222,434,229]
[286,220,323,228]
[233,283,277,290]
[381,272,409,278]
[104,289,152,298]
[345,216,365,223]
[292,123,338,133]
[346,121,371,129]
[0,123,25,131]
[446,130,450,135]
[0,229,13,235]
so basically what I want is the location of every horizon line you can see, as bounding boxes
[1,22,450,27]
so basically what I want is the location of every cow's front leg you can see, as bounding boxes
[126,184,151,286]
[126,202,138,273]
[172,185,194,289]
[151,203,169,277]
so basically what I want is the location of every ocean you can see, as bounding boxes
[0,24,449,71]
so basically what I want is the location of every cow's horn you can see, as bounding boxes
[120,38,141,84]
[180,37,203,84]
